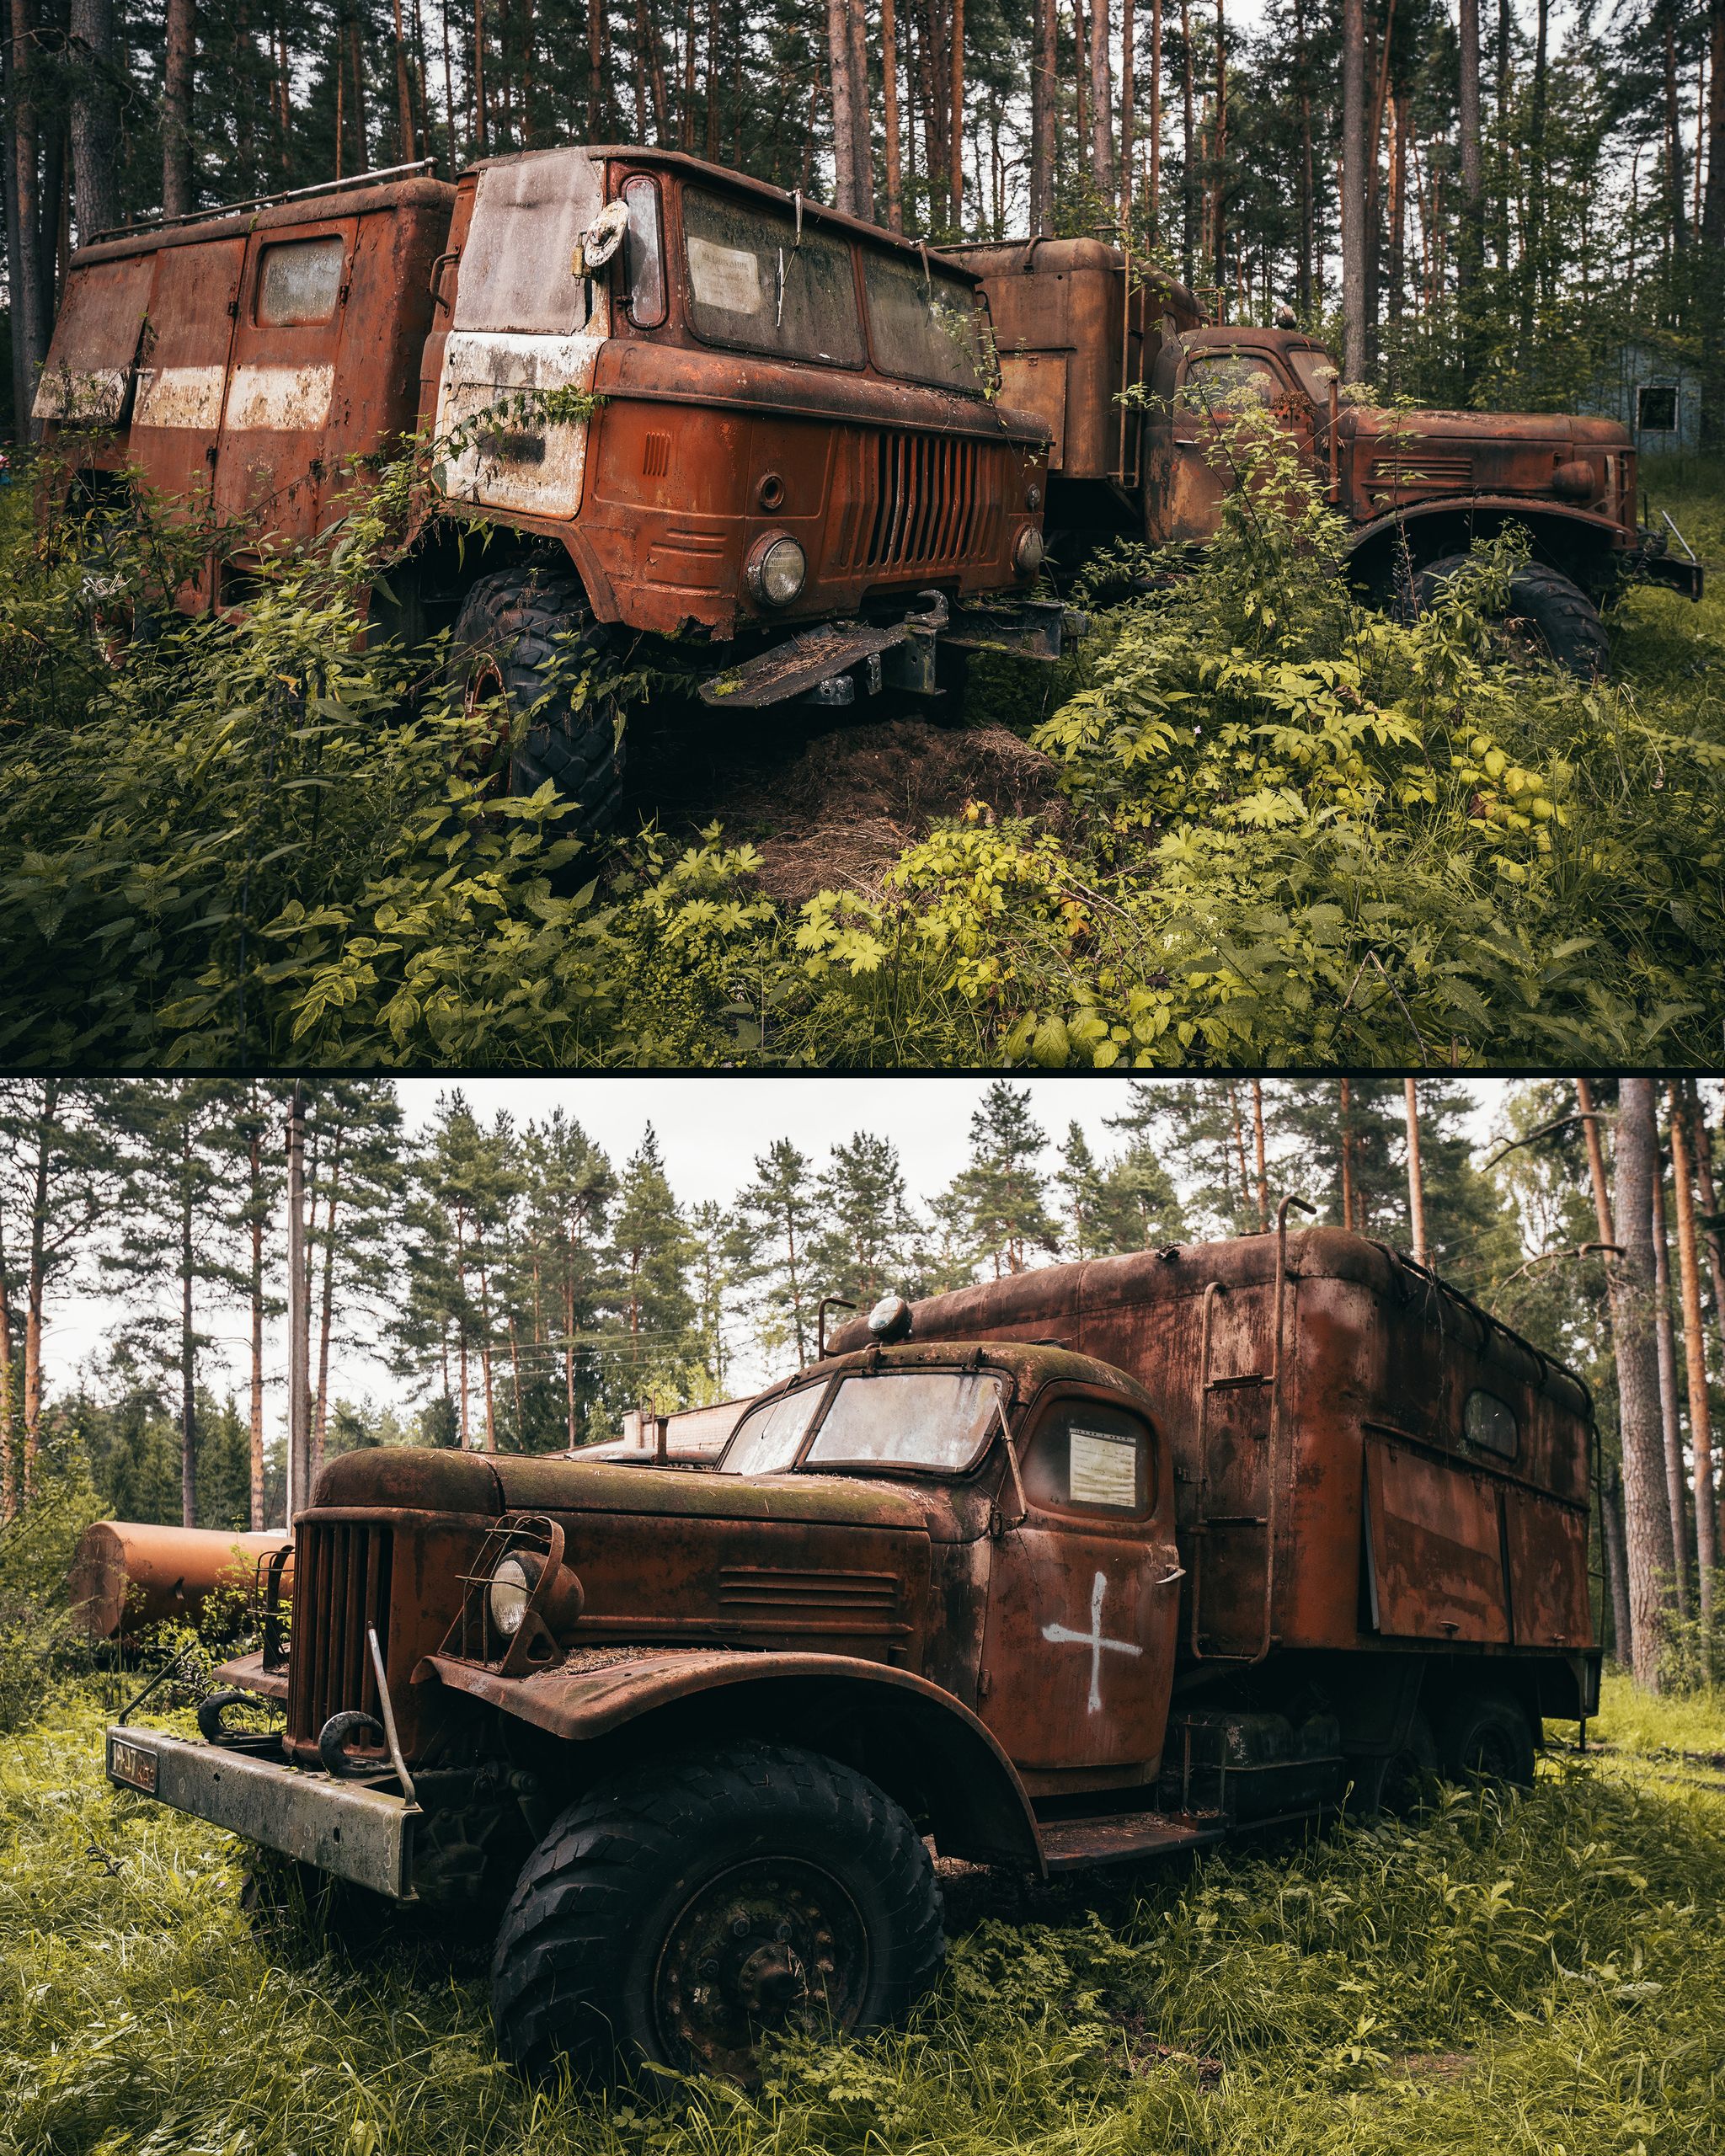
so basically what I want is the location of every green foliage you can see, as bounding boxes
[5,1678,1725,2153]
[0,1426,104,1735]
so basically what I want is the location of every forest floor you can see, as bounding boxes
[3,1669,1723,2156]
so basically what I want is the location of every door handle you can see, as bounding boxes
[1156,1566,1187,1585]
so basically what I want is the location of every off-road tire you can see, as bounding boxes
[1435,1686,1536,1790]
[490,1742,946,2086]
[1344,1706,1439,1819]
[448,564,625,840]
[1411,553,1611,680]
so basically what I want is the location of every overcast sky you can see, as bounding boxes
[27,1075,1545,1434]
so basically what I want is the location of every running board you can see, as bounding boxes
[1038,1808,1227,1873]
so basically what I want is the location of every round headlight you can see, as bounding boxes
[489,1554,537,1636]
[746,532,808,609]
[1014,526,1045,577]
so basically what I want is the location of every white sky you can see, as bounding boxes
[37,1075,1525,1433]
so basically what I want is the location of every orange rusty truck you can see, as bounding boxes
[104,1220,1598,2085]
[952,235,1703,675]
[36,151,1065,839]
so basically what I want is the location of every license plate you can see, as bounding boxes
[109,1735,158,1794]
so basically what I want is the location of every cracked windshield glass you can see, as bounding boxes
[804,1369,1007,1473]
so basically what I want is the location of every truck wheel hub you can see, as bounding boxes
[654,1857,868,2079]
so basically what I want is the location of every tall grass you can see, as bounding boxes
[3,1681,1722,2155]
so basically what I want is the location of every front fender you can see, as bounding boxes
[417,1646,1045,1870]
[1346,495,1632,577]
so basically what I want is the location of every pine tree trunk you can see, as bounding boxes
[163,0,195,214]
[1119,0,1133,218]
[1338,1078,1355,1230]
[311,1164,340,1488]
[22,1077,56,1506]
[587,0,601,139]
[180,1118,197,1530]
[1600,1461,1634,1666]
[827,0,856,211]
[1403,1080,1428,1266]
[1150,0,1162,234]
[1181,0,1194,286]
[68,0,119,240]
[1090,0,1113,198]
[249,1118,264,1532]
[1030,0,1052,232]
[1341,0,1365,378]
[1211,0,1224,288]
[1669,1081,1717,1621]
[477,1256,496,1453]
[1072,0,1089,189]
[8,0,52,443]
[850,0,873,216]
[0,1197,15,1521]
[563,1273,576,1447]
[1688,1077,1725,1374]
[884,0,903,227]
[1651,1153,1692,1608]
[508,1309,524,1442]
[1701,0,1723,446]
[1251,1080,1268,1228]
[949,0,964,227]
[1614,1078,1679,1690]
[392,0,415,157]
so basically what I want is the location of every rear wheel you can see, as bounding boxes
[1409,553,1610,680]
[448,564,626,841]
[1436,1686,1536,1790]
[490,1742,945,2087]
[1345,1706,1439,1819]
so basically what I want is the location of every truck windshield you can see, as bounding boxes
[718,1368,1007,1476]
[681,189,865,367]
[804,1369,1006,1474]
[862,253,991,394]
[1285,348,1340,403]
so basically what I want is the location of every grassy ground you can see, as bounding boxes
[3,1671,1723,2156]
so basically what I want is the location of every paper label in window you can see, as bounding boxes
[1069,1429,1137,1508]
[687,237,761,315]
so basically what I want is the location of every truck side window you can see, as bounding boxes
[622,175,665,328]
[1463,1389,1518,1460]
[720,1383,826,1476]
[256,237,346,326]
[1022,1401,1154,1518]
[1179,354,1280,414]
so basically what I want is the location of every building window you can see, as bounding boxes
[1637,385,1679,432]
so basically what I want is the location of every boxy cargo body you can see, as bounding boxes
[36,175,457,606]
[827,1225,1600,1749]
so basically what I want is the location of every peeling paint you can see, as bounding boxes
[225,362,335,433]
[134,365,227,430]
[435,328,605,519]
[31,366,131,424]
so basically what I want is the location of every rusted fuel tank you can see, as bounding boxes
[68,1521,292,1640]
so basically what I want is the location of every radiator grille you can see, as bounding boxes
[287,1519,393,1744]
[840,431,1001,573]
[1366,453,1474,489]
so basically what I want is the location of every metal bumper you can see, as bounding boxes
[105,1726,418,1900]
[1640,552,1704,601]
[697,590,1088,710]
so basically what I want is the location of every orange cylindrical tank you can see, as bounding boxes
[67,1521,294,1640]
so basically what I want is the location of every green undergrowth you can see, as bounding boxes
[2,435,1720,1067]
[3,1684,1724,2155]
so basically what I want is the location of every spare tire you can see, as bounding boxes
[447,563,626,841]
[1409,553,1611,680]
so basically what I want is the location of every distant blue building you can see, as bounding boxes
[1578,340,1705,454]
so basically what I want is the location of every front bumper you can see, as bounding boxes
[105,1726,419,1900]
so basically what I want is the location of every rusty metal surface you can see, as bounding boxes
[1039,1806,1226,1873]
[825,1230,1594,1679]
[67,1521,293,1640]
[212,1647,291,1702]
[699,617,916,706]
[33,253,156,424]
[953,237,1206,484]
[1364,1436,1512,1643]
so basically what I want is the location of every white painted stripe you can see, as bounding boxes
[133,366,227,430]
[224,363,335,434]
[433,328,602,520]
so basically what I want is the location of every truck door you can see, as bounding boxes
[216,222,355,550]
[131,237,248,584]
[1163,348,1316,543]
[977,1392,1181,1773]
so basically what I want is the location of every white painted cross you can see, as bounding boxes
[1042,1570,1142,1713]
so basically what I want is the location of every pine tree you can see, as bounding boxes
[521,1109,616,1447]
[957,1081,1061,1277]
[100,1079,250,1529]
[607,1124,698,1415]
[812,1132,916,1306]
[302,1079,405,1481]
[1054,1121,1107,1258]
[735,1136,822,1369]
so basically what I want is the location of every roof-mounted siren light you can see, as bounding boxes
[867,1293,913,1345]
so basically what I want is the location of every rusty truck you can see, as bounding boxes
[104,1219,1598,2086]
[953,236,1703,673]
[36,151,1065,839]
